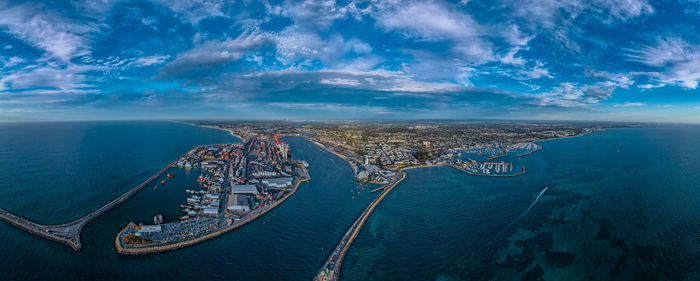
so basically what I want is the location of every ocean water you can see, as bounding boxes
[0,121,376,280]
[342,125,700,280]
[2,122,700,280]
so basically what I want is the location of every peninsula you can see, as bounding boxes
[115,134,309,254]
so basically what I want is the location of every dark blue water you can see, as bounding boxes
[342,125,700,280]
[0,121,376,280]
[3,123,700,280]
[0,121,235,223]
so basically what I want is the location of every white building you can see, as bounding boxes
[137,225,161,235]
[203,207,219,216]
[231,184,259,195]
[262,177,293,188]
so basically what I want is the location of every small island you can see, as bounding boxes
[115,134,309,255]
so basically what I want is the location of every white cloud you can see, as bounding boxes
[1,56,26,68]
[131,55,171,67]
[230,69,463,94]
[378,1,481,41]
[598,0,655,21]
[280,0,348,31]
[534,82,611,107]
[158,31,268,79]
[637,83,665,89]
[0,63,101,93]
[508,0,653,55]
[272,28,379,70]
[375,1,493,64]
[0,2,95,61]
[614,102,646,107]
[627,37,700,89]
[514,62,554,80]
[320,78,360,86]
[151,0,226,24]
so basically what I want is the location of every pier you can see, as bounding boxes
[314,172,406,281]
[0,148,197,251]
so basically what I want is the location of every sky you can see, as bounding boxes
[0,0,699,122]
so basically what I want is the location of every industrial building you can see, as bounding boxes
[262,177,293,188]
[230,184,259,195]
[137,225,162,235]
[202,207,219,216]
[226,194,251,212]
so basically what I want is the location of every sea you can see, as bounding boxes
[1,121,700,280]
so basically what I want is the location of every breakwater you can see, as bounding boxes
[314,172,406,281]
[0,149,194,250]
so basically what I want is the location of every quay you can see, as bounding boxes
[0,147,201,251]
[314,172,406,281]
[115,176,309,255]
[449,164,526,177]
[516,144,542,157]
[115,136,309,255]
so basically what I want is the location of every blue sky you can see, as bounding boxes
[0,0,699,122]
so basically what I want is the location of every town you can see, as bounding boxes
[298,121,601,181]
[192,121,605,184]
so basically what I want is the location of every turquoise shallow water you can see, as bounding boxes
[2,122,700,280]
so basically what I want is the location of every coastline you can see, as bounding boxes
[534,130,591,143]
[309,140,360,178]
[172,121,246,142]
[199,124,246,142]
[116,176,309,255]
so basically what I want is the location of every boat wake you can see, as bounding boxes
[503,186,549,230]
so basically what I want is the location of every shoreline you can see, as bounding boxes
[116,125,302,255]
[309,140,360,178]
[199,124,246,142]
[116,175,309,255]
[534,130,591,143]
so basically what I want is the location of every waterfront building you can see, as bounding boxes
[202,207,219,216]
[137,225,161,235]
[226,194,251,212]
[262,177,293,188]
[231,185,259,195]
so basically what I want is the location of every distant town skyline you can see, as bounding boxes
[0,0,699,122]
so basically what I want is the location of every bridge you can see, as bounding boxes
[0,149,194,251]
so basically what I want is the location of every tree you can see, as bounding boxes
[413,149,431,161]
